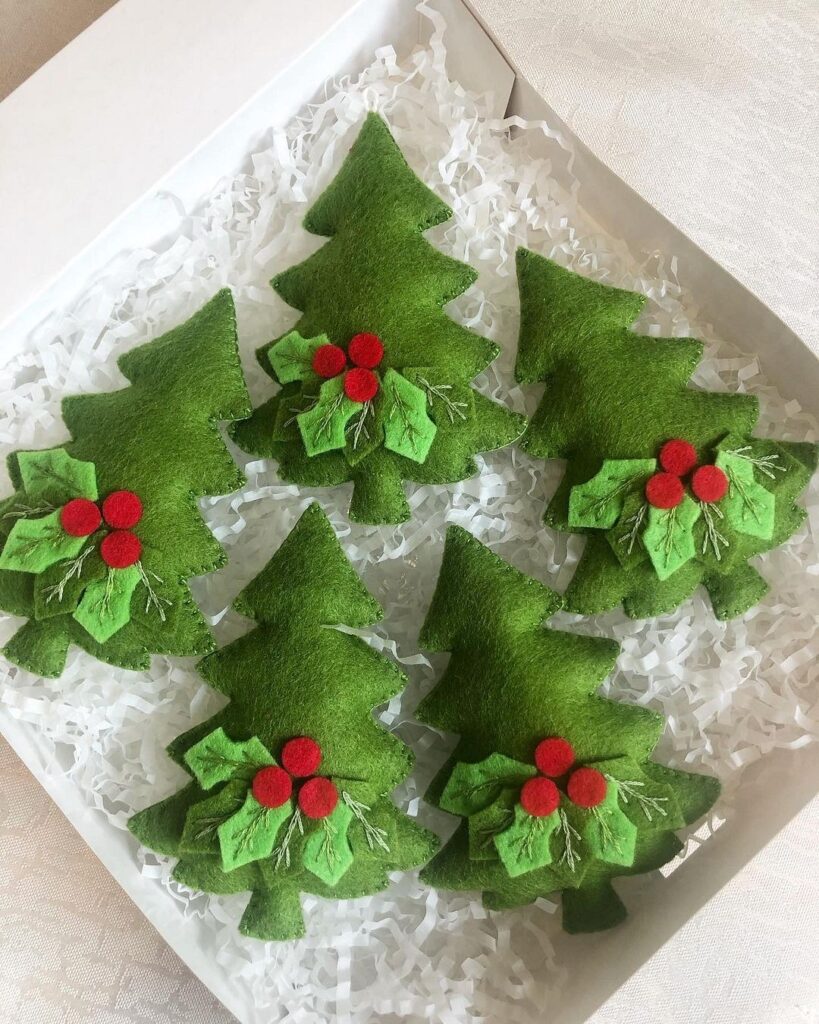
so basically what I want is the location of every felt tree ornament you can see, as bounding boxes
[515,251,818,619]
[129,503,437,941]
[0,290,251,677]
[416,526,720,932]
[231,113,525,524]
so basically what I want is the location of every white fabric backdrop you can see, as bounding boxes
[469,0,819,356]
[1,2,817,1022]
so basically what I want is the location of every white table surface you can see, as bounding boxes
[0,2,817,1022]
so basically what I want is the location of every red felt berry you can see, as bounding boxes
[659,439,698,477]
[312,344,346,379]
[348,332,384,369]
[298,777,338,819]
[102,490,143,529]
[343,367,379,403]
[691,464,729,503]
[645,472,685,509]
[520,776,560,817]
[60,498,101,537]
[281,736,322,778]
[100,530,141,568]
[252,765,292,809]
[534,737,575,778]
[567,766,608,808]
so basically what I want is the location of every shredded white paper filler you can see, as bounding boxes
[0,4,817,1022]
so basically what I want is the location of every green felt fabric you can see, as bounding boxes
[568,459,656,530]
[73,564,141,643]
[416,526,719,933]
[715,448,776,539]
[642,495,701,581]
[303,802,355,885]
[231,113,525,524]
[17,449,98,503]
[0,290,251,677]
[218,791,293,873]
[184,729,274,789]
[0,509,87,574]
[128,503,437,940]
[494,803,561,878]
[381,369,437,462]
[515,250,818,619]
[297,375,360,457]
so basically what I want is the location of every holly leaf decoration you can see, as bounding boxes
[0,510,87,574]
[643,494,701,580]
[302,800,354,886]
[268,331,327,385]
[382,369,437,463]
[494,803,561,878]
[218,789,292,872]
[34,546,106,620]
[716,450,776,540]
[17,449,98,505]
[73,565,141,643]
[344,398,383,467]
[402,368,474,428]
[297,376,359,457]
[179,780,248,855]
[467,788,517,862]
[184,728,275,790]
[601,757,684,830]
[439,753,536,818]
[579,783,638,867]
[568,459,656,530]
[605,490,651,569]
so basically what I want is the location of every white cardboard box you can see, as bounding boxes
[0,1,816,1021]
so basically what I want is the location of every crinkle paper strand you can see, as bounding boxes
[0,3,817,1021]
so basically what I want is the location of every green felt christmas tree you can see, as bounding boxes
[0,290,250,677]
[231,113,525,524]
[515,250,818,620]
[417,526,719,932]
[129,503,437,941]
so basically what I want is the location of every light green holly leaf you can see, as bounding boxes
[218,790,292,872]
[580,782,638,867]
[716,450,775,540]
[297,376,359,456]
[268,331,328,384]
[402,367,475,427]
[468,788,517,861]
[0,510,87,573]
[183,728,275,790]
[382,368,437,463]
[568,459,656,529]
[73,565,140,643]
[179,780,248,855]
[643,494,701,580]
[494,802,561,878]
[440,753,536,817]
[302,800,354,886]
[17,449,97,504]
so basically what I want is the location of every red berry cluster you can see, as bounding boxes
[251,736,338,820]
[59,490,143,569]
[645,438,729,510]
[312,333,384,404]
[519,736,607,818]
